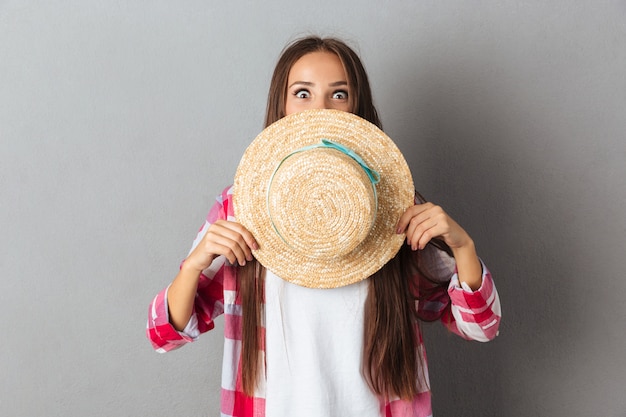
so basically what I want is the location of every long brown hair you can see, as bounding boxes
[240,36,445,399]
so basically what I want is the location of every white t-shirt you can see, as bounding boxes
[264,270,381,417]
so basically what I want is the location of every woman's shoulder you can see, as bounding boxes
[218,184,235,202]
[206,185,235,222]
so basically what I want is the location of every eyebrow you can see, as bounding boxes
[288,81,348,89]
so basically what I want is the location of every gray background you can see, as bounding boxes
[1,1,625,416]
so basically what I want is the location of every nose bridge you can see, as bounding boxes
[311,95,330,110]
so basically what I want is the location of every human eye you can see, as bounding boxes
[294,89,310,99]
[332,90,349,100]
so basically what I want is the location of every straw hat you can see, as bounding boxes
[233,109,414,288]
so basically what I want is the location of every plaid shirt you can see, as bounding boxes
[147,186,501,417]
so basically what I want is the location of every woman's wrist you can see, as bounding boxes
[451,240,483,291]
[182,252,215,275]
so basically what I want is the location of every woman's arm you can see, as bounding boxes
[167,219,257,331]
[146,187,258,350]
[444,262,501,341]
[415,247,501,342]
[398,200,501,341]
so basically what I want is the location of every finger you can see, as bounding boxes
[208,241,240,266]
[205,231,251,266]
[406,215,439,250]
[207,222,255,264]
[396,203,433,234]
[405,204,450,249]
[218,220,259,251]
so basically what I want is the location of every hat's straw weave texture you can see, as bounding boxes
[233,109,414,288]
[268,147,377,257]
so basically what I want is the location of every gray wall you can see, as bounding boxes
[2,1,625,416]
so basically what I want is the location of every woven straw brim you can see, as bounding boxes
[233,109,414,288]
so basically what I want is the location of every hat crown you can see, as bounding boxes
[267,145,377,258]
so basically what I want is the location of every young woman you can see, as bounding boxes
[147,36,501,417]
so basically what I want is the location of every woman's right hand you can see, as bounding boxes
[168,220,258,331]
[184,220,259,272]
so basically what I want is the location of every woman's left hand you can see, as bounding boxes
[396,202,472,251]
[396,202,483,290]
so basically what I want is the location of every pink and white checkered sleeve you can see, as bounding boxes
[146,186,233,352]
[442,262,501,342]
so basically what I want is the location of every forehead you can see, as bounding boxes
[287,51,347,81]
